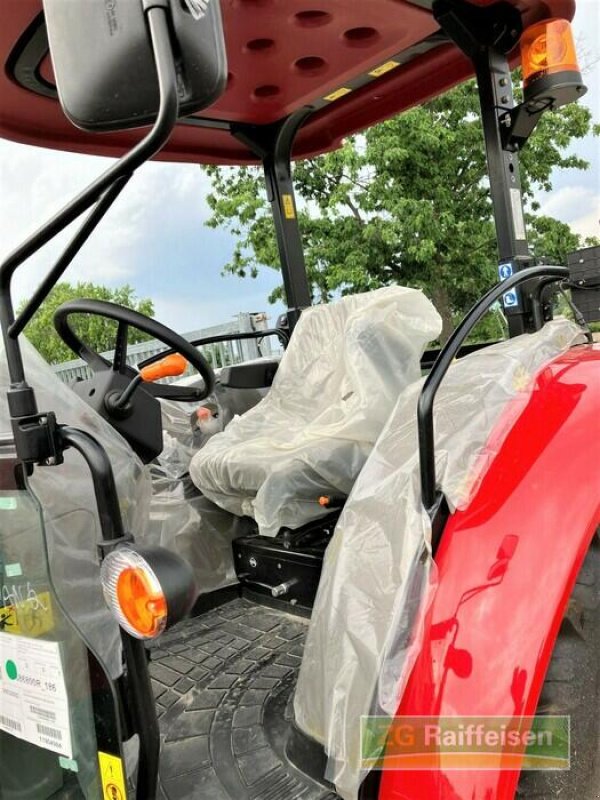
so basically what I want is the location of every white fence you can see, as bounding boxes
[53,312,276,384]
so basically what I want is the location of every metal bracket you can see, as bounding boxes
[500,73,588,153]
[10,411,64,466]
[433,0,522,58]
[500,98,550,152]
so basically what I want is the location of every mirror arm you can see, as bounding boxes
[0,4,179,394]
[9,174,132,339]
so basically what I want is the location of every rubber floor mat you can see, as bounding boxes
[149,598,338,800]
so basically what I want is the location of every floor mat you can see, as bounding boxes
[149,598,338,800]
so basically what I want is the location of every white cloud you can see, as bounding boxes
[537,184,600,241]
[538,185,598,225]
[153,291,284,334]
[0,140,213,306]
[570,198,600,241]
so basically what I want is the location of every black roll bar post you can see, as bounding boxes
[475,47,534,337]
[433,0,538,338]
[233,109,314,332]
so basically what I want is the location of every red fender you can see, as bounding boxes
[379,343,600,800]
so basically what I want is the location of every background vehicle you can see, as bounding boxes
[0,2,598,800]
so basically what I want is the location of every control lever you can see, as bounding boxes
[238,574,299,598]
[107,353,188,412]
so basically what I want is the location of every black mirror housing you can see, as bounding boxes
[43,0,227,132]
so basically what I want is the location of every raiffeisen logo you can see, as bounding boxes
[362,716,571,771]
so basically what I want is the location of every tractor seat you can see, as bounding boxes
[189,286,441,537]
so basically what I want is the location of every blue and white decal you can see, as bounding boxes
[498,262,514,280]
[498,261,520,310]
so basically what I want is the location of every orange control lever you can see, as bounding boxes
[140,353,188,382]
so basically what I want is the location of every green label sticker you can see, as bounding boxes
[5,563,23,578]
[0,497,17,510]
[59,756,79,773]
[5,659,18,680]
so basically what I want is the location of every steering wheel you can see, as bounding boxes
[54,299,215,402]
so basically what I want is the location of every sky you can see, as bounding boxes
[0,1,598,336]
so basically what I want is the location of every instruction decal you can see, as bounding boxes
[323,87,352,103]
[498,262,514,280]
[0,631,73,757]
[99,751,127,800]
[369,60,400,78]
[503,290,520,309]
[282,194,296,220]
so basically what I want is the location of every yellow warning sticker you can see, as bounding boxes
[98,752,127,800]
[282,194,296,220]
[0,591,55,637]
[323,87,352,102]
[369,60,401,78]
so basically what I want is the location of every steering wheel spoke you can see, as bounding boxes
[143,382,207,401]
[112,320,129,372]
[81,343,112,373]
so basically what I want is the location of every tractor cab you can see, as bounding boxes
[0,2,599,800]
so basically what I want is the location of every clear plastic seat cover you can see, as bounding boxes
[189,286,443,536]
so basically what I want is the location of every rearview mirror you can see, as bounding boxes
[43,0,227,132]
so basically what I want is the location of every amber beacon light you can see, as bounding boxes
[520,18,586,107]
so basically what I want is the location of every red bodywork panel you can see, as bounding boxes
[0,0,575,164]
[379,344,600,800]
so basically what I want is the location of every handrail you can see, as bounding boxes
[418,265,570,512]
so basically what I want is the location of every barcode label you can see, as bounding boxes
[36,723,62,741]
[30,705,56,722]
[1,714,23,733]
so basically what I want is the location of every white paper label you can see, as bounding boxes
[0,631,73,757]
[510,188,527,241]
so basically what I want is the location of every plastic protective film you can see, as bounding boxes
[294,319,586,800]
[148,396,254,594]
[190,287,443,536]
[0,338,151,678]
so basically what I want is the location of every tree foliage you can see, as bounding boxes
[21,282,155,364]
[205,78,599,342]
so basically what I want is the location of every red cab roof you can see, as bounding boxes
[0,0,575,164]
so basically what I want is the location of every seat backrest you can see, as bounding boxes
[247,285,442,441]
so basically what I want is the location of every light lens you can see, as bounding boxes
[101,548,168,640]
[521,19,579,87]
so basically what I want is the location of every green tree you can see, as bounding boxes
[205,78,599,343]
[21,281,155,364]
